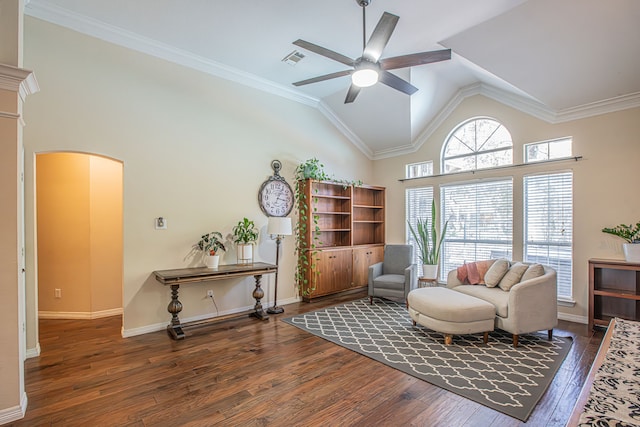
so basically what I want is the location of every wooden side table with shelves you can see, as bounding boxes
[418,277,438,288]
[589,258,640,331]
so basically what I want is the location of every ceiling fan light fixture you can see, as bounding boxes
[352,68,378,87]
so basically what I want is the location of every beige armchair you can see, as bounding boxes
[447,263,558,347]
[368,244,416,305]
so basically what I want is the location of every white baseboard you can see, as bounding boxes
[122,296,301,338]
[558,312,588,324]
[25,343,41,359]
[39,307,123,320]
[0,392,27,424]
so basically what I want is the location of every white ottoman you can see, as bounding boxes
[408,287,495,345]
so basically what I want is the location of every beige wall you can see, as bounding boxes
[89,155,124,313]
[19,6,640,344]
[0,0,23,66]
[373,95,640,322]
[22,17,372,339]
[36,152,122,316]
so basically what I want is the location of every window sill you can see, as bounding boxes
[557,297,576,307]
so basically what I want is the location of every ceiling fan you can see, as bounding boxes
[291,0,452,104]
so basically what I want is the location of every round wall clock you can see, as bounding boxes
[258,160,294,217]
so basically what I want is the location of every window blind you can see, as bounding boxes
[405,186,434,276]
[524,172,573,299]
[440,179,513,281]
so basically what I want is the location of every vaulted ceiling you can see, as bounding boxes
[24,0,640,159]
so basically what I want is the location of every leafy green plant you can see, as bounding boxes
[298,157,330,181]
[602,222,640,243]
[232,218,258,244]
[407,199,449,265]
[195,231,226,255]
[293,161,323,296]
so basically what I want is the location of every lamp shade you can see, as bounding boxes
[267,216,292,236]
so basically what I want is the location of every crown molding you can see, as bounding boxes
[317,100,373,160]
[381,83,640,160]
[554,92,640,123]
[24,0,318,109]
[24,0,640,161]
[0,63,40,101]
[394,83,481,160]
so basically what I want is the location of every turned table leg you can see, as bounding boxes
[167,284,185,340]
[250,274,269,320]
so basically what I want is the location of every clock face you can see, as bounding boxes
[259,179,294,217]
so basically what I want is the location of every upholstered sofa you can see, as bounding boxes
[446,260,558,347]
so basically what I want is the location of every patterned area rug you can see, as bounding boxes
[578,318,640,426]
[282,298,572,421]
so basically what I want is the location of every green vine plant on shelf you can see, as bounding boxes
[293,158,362,297]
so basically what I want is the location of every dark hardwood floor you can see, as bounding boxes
[12,290,603,426]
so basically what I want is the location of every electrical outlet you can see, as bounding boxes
[206,290,214,298]
[55,288,62,298]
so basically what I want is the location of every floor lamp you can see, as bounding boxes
[266,216,292,314]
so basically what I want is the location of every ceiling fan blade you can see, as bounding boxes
[344,84,361,104]
[362,12,399,62]
[293,39,355,67]
[379,70,418,95]
[379,49,452,70]
[292,70,353,87]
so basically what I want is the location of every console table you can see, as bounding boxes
[153,262,277,340]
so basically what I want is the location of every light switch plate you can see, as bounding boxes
[155,217,167,230]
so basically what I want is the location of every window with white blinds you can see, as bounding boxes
[524,172,573,300]
[440,179,513,281]
[405,186,434,276]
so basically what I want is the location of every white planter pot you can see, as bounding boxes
[237,244,253,264]
[204,254,220,269]
[422,264,438,280]
[623,243,640,263]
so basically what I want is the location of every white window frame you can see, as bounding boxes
[442,117,513,174]
[405,186,434,277]
[405,161,433,179]
[523,171,574,302]
[440,178,513,281]
[524,137,573,163]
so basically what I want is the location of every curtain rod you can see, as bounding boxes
[398,156,583,182]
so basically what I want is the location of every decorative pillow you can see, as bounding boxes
[498,262,529,291]
[521,263,545,282]
[484,259,509,287]
[456,259,495,285]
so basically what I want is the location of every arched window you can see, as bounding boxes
[442,117,513,173]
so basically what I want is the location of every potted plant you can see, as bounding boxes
[407,199,449,280]
[232,217,259,264]
[196,231,226,268]
[602,221,640,262]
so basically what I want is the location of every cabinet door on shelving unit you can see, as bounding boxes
[306,248,353,298]
[352,245,384,288]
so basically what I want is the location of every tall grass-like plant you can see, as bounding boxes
[407,199,448,265]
